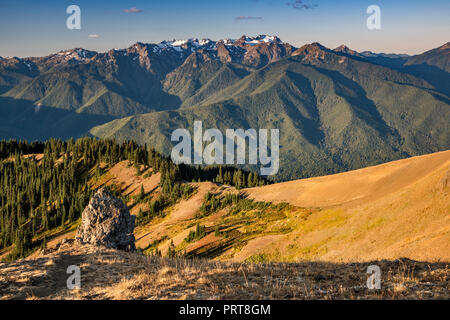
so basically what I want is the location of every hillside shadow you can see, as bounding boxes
[176,258,450,299]
[281,70,324,146]
[0,85,13,95]
[331,53,450,102]
[1,249,448,300]
[313,67,401,141]
[0,252,86,299]
[0,96,115,141]
[0,252,449,300]
[400,64,450,97]
[333,52,407,69]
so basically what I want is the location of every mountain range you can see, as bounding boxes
[0,35,449,181]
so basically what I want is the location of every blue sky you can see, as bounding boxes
[0,0,449,57]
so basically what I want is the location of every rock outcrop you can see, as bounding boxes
[75,187,136,251]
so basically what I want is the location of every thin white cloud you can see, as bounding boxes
[286,0,318,10]
[88,34,100,38]
[235,16,263,21]
[124,7,143,13]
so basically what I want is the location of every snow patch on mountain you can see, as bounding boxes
[23,61,33,70]
[56,48,97,61]
[148,35,280,54]
[244,35,279,45]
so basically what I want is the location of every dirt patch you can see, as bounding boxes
[135,182,220,249]
[95,161,161,198]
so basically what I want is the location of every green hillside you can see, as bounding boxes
[1,40,449,181]
[91,49,449,181]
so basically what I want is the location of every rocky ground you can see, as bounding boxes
[0,241,448,300]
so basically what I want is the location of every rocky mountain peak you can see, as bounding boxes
[54,48,97,61]
[334,44,360,55]
[292,42,330,56]
[437,42,450,51]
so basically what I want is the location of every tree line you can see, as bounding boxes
[0,138,269,260]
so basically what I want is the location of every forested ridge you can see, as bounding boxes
[0,138,268,260]
[1,41,448,181]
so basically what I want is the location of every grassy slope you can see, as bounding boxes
[244,150,450,262]
[2,244,448,299]
[21,151,449,264]
[134,150,450,263]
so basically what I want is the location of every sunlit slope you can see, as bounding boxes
[15,151,448,263]
[241,150,450,262]
[127,150,450,262]
[246,150,450,207]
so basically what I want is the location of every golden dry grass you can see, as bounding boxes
[100,151,450,263]
[235,151,450,262]
[246,150,450,208]
[6,151,448,264]
[90,150,447,264]
[0,244,448,300]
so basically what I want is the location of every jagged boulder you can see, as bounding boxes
[75,187,136,251]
